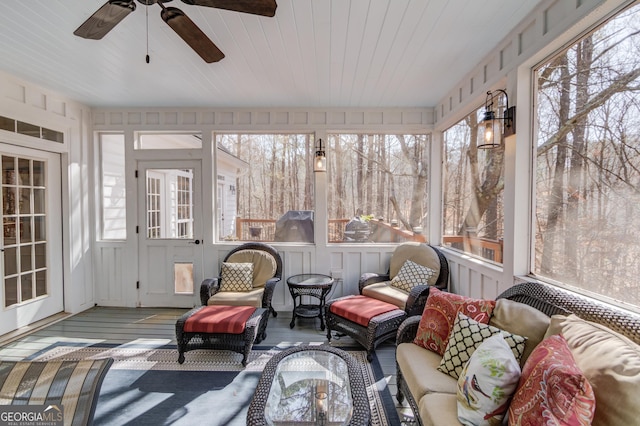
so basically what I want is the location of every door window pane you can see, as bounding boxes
[146,169,194,239]
[2,155,49,307]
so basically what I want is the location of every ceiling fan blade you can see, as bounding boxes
[161,6,225,63]
[180,0,277,17]
[74,0,136,40]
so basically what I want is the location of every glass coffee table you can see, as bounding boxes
[247,345,370,425]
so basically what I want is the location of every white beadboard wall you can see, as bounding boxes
[0,70,96,315]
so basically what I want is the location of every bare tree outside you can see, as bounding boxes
[442,101,506,264]
[534,3,640,307]
[215,132,430,244]
[327,134,430,243]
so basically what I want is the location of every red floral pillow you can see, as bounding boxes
[508,334,595,426]
[413,288,495,355]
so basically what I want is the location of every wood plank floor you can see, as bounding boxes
[0,307,416,424]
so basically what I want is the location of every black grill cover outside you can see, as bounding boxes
[274,210,314,242]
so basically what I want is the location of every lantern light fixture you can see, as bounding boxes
[478,89,516,149]
[314,138,327,172]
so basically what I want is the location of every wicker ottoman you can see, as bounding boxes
[325,295,407,361]
[175,305,268,366]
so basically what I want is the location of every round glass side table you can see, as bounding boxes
[286,273,334,330]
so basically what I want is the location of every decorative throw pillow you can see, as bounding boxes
[390,260,437,293]
[413,288,496,356]
[545,314,640,426]
[219,262,254,292]
[457,334,521,426]
[508,334,596,426]
[438,312,527,379]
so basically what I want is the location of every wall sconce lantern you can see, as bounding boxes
[314,138,327,172]
[478,89,516,149]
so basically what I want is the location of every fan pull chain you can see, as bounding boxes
[145,2,150,63]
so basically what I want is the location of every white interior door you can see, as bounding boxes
[137,160,203,307]
[0,144,63,336]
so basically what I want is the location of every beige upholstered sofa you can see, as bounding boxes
[395,281,640,426]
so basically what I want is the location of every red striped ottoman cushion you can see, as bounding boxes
[329,295,399,327]
[184,306,256,334]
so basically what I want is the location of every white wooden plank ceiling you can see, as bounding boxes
[0,0,542,108]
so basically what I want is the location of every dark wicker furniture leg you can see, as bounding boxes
[175,306,268,366]
[325,297,407,362]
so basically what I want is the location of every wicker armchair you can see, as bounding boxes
[200,242,283,318]
[325,243,449,360]
[358,242,449,316]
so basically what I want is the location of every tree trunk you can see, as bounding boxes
[565,37,593,280]
[540,55,571,275]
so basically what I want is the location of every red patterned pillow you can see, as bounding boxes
[508,334,595,426]
[413,288,495,355]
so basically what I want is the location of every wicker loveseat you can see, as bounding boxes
[395,281,640,426]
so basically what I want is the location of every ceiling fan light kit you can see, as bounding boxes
[74,0,277,63]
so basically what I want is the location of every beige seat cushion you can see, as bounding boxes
[489,298,550,365]
[207,287,264,308]
[545,314,640,426]
[361,281,408,309]
[227,249,277,288]
[418,393,461,426]
[389,242,441,285]
[396,342,457,402]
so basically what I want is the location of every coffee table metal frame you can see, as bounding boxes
[287,273,334,330]
[246,344,371,426]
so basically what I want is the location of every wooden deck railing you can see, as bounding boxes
[234,217,503,262]
[442,235,503,263]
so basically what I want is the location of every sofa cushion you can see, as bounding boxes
[438,312,526,379]
[219,262,254,292]
[390,260,437,293]
[545,314,640,426]
[226,249,277,287]
[414,288,496,356]
[396,342,458,401]
[508,334,595,426]
[419,393,461,426]
[207,287,264,308]
[489,298,550,365]
[389,242,440,284]
[361,281,408,309]
[456,334,521,426]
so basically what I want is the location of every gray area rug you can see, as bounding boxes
[30,342,400,425]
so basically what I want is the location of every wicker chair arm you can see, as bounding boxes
[199,278,220,305]
[396,315,422,345]
[358,272,391,294]
[261,277,280,308]
[405,285,431,316]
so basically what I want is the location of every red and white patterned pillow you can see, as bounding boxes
[413,288,496,355]
[508,334,596,425]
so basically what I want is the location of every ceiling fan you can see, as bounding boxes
[74,0,277,63]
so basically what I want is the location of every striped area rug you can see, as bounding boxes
[30,342,400,426]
